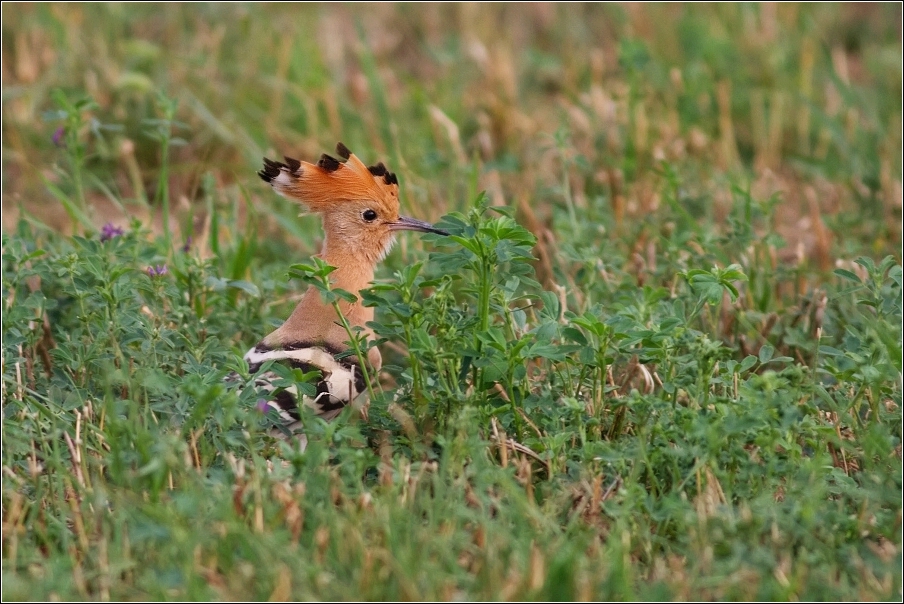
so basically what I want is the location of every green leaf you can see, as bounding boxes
[333,288,358,304]
[854,257,875,272]
[739,355,758,372]
[227,280,260,297]
[833,268,862,283]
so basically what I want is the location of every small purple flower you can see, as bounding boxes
[52,127,65,147]
[99,222,124,242]
[146,264,168,277]
[256,398,270,413]
[181,236,193,253]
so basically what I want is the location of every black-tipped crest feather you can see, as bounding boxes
[317,154,341,172]
[258,157,284,182]
[283,156,301,172]
[335,142,351,160]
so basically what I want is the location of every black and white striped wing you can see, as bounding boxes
[243,343,368,426]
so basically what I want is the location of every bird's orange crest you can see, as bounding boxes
[259,142,401,217]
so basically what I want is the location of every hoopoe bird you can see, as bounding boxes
[244,142,447,446]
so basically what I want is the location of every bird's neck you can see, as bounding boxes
[263,243,377,354]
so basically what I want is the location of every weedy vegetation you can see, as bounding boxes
[2,4,902,601]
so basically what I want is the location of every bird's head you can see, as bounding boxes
[259,143,447,265]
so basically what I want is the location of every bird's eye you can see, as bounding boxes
[362,209,378,222]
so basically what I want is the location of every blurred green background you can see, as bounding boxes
[3,3,901,261]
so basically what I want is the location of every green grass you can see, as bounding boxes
[2,3,902,601]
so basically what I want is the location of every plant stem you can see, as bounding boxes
[331,300,377,404]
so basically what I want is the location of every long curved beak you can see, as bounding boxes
[389,215,449,236]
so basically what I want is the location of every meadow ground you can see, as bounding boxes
[2,3,902,600]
